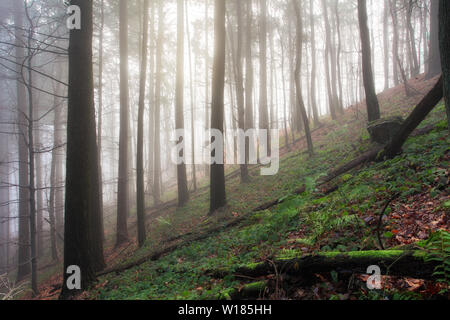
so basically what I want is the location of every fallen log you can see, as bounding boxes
[212,250,438,280]
[383,76,443,158]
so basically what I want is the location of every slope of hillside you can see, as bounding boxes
[32,75,449,300]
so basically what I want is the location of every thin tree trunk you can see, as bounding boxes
[175,0,189,207]
[116,0,130,246]
[309,0,319,127]
[136,0,149,247]
[153,0,163,205]
[259,0,270,152]
[321,0,337,120]
[97,0,105,242]
[185,0,197,191]
[358,0,381,122]
[383,0,390,90]
[245,0,254,176]
[209,0,227,214]
[292,0,314,157]
[426,0,441,79]
[14,0,30,283]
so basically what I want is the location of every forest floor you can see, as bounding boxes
[28,74,449,300]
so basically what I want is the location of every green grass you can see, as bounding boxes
[88,102,449,300]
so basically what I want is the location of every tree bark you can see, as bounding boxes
[175,0,189,207]
[358,0,381,122]
[383,0,390,90]
[14,0,31,283]
[292,0,313,157]
[321,0,337,120]
[136,0,149,247]
[209,0,227,214]
[439,0,450,131]
[309,0,320,127]
[426,0,442,79]
[153,0,163,206]
[259,0,270,150]
[61,0,102,298]
[116,0,130,246]
[215,250,439,280]
[384,76,443,158]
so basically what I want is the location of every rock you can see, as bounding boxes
[367,116,404,144]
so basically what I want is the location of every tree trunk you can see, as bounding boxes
[245,0,254,175]
[391,0,400,86]
[358,0,381,123]
[216,250,439,281]
[136,0,149,247]
[116,0,130,246]
[406,0,419,77]
[259,0,270,152]
[321,0,337,120]
[384,76,443,158]
[292,0,314,157]
[153,0,163,206]
[174,0,189,207]
[439,0,450,131]
[185,0,197,191]
[61,0,102,298]
[383,0,390,90]
[205,0,211,178]
[97,0,105,242]
[234,0,249,183]
[14,0,31,283]
[309,0,320,126]
[426,0,442,79]
[147,0,155,194]
[209,0,227,214]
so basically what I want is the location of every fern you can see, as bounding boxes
[421,230,450,290]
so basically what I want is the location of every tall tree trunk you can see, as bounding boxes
[292,0,314,157]
[279,32,290,149]
[147,0,155,194]
[14,0,31,283]
[259,0,270,151]
[175,0,189,207]
[391,0,400,86]
[209,0,227,214]
[390,0,413,96]
[406,0,419,77]
[204,0,210,178]
[116,0,130,246]
[25,33,38,295]
[153,1,163,205]
[234,0,249,183]
[245,0,254,175]
[334,0,344,113]
[426,0,441,79]
[34,126,43,258]
[309,0,320,126]
[321,0,337,120]
[440,0,450,131]
[97,0,105,242]
[136,0,149,247]
[49,100,59,261]
[185,0,197,191]
[61,0,102,298]
[383,0,390,90]
[358,0,381,123]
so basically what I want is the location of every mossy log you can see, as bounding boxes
[218,281,269,300]
[212,250,438,280]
